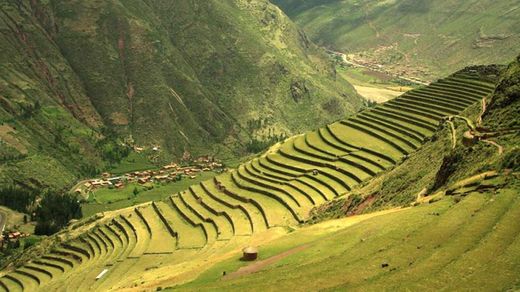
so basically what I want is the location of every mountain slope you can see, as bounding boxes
[0,60,512,290]
[0,0,363,189]
[271,0,520,80]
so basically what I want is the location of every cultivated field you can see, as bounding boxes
[0,72,497,291]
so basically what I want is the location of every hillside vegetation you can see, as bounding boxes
[0,0,363,190]
[271,0,520,80]
[2,53,517,290]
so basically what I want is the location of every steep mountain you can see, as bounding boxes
[271,0,520,80]
[2,52,518,290]
[0,0,363,190]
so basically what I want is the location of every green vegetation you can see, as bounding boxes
[81,172,218,218]
[0,61,512,291]
[272,0,520,80]
[0,0,363,191]
[108,152,158,176]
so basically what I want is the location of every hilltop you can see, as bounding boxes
[0,0,363,190]
[1,52,518,290]
[271,0,520,81]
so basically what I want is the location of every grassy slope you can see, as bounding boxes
[0,0,363,190]
[0,58,516,290]
[176,56,520,291]
[271,0,520,80]
[179,188,520,291]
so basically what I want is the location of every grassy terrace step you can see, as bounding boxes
[154,200,206,249]
[199,182,255,235]
[9,271,38,291]
[121,212,151,257]
[400,93,468,111]
[449,77,496,90]
[1,274,25,291]
[40,255,74,269]
[275,148,352,194]
[16,267,49,286]
[253,158,331,203]
[278,140,356,190]
[305,132,348,158]
[183,187,234,240]
[427,83,488,100]
[215,174,281,227]
[318,127,358,154]
[240,164,315,211]
[303,132,382,175]
[106,223,126,253]
[326,124,399,164]
[407,90,473,108]
[259,156,339,200]
[419,86,484,102]
[230,169,304,223]
[432,80,491,96]
[249,160,289,184]
[23,265,53,280]
[390,98,459,116]
[98,226,125,264]
[172,193,218,244]
[19,266,52,289]
[346,117,422,150]
[88,232,107,257]
[250,159,324,205]
[434,77,493,92]
[113,216,138,258]
[32,260,65,274]
[295,135,377,181]
[370,107,438,132]
[260,156,301,179]
[336,120,410,157]
[136,205,177,253]
[244,162,316,206]
[51,247,84,265]
[383,102,443,122]
[105,222,133,263]
[359,111,429,140]
[438,78,495,93]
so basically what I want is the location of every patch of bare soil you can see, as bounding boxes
[223,244,311,280]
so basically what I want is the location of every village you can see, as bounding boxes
[75,155,225,195]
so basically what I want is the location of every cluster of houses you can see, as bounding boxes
[0,231,30,248]
[78,156,224,193]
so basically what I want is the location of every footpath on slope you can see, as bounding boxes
[222,208,406,281]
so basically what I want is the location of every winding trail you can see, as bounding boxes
[481,139,504,155]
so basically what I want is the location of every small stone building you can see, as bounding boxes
[242,247,258,261]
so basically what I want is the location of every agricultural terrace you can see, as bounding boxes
[0,71,497,291]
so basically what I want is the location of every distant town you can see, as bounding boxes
[75,155,225,196]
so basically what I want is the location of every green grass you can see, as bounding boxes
[2,67,516,291]
[108,152,158,175]
[81,172,217,217]
[273,0,520,80]
[177,189,520,291]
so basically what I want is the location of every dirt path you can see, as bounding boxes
[447,120,457,149]
[223,244,311,280]
[482,139,504,155]
[477,97,487,127]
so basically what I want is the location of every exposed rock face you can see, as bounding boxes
[290,80,310,102]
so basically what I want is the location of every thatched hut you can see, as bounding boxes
[242,246,258,261]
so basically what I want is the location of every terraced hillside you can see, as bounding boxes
[0,71,497,291]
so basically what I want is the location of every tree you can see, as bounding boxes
[133,187,139,196]
[34,191,82,235]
